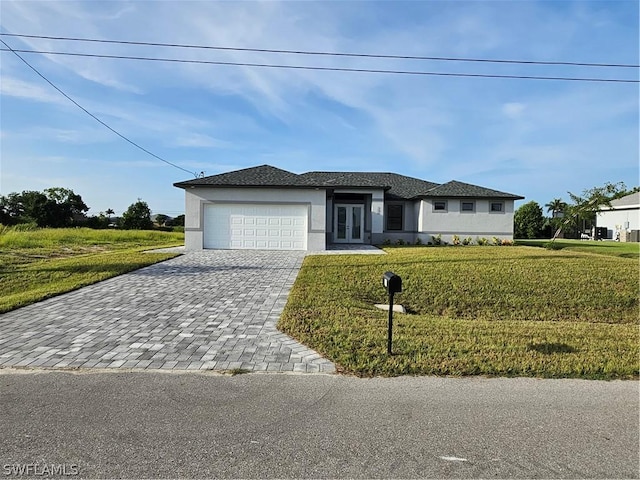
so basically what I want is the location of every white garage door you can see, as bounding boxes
[203,204,308,250]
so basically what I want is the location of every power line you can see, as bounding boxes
[0,39,197,178]
[2,47,637,83]
[2,32,638,69]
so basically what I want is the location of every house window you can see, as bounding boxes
[490,201,504,213]
[461,201,475,213]
[433,201,447,212]
[386,205,403,230]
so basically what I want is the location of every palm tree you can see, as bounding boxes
[544,198,569,240]
[105,208,115,225]
[545,198,567,218]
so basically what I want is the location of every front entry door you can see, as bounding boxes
[334,204,364,243]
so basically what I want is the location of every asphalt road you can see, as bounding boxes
[1,370,638,479]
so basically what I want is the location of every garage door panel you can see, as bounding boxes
[204,203,308,250]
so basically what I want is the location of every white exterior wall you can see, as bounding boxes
[596,205,640,239]
[417,198,516,243]
[184,187,326,251]
[371,191,385,235]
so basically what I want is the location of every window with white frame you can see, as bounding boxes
[461,201,475,213]
[433,200,447,212]
[490,201,504,213]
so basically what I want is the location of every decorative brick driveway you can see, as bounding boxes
[0,251,335,373]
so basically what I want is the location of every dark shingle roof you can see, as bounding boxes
[174,165,524,200]
[422,180,524,199]
[298,172,439,199]
[174,165,302,188]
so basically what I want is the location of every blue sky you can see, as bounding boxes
[1,0,638,217]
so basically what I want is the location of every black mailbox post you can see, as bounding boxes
[382,271,402,355]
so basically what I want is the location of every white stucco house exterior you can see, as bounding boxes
[174,165,524,251]
[596,192,640,241]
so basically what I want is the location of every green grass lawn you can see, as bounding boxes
[279,246,639,379]
[516,238,639,259]
[0,227,184,313]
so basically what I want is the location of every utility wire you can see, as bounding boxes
[2,32,638,69]
[2,47,637,83]
[0,39,197,178]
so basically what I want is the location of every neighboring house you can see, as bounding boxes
[596,192,640,241]
[174,165,524,251]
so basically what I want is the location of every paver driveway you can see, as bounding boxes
[0,251,335,373]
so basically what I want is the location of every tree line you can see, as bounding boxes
[514,182,639,239]
[0,188,184,230]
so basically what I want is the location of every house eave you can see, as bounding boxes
[417,194,525,200]
[174,182,327,190]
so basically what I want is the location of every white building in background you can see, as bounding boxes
[596,192,640,241]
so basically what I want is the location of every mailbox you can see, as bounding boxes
[382,271,402,294]
[382,271,402,355]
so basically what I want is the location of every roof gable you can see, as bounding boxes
[423,180,524,199]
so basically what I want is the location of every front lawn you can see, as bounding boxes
[0,227,184,313]
[279,246,639,379]
[516,238,639,259]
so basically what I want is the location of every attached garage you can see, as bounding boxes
[203,203,308,250]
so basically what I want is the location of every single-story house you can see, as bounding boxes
[596,191,640,242]
[174,165,524,251]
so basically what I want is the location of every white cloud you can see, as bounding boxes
[10,126,112,144]
[172,134,230,148]
[502,102,526,119]
[0,76,66,105]
[1,1,144,92]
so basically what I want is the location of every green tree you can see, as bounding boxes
[552,181,629,241]
[544,198,568,237]
[0,191,46,225]
[120,199,154,230]
[544,198,568,218]
[154,214,170,227]
[84,213,109,229]
[514,201,544,239]
[166,214,185,227]
[43,187,89,227]
[105,208,115,225]
[0,188,88,227]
